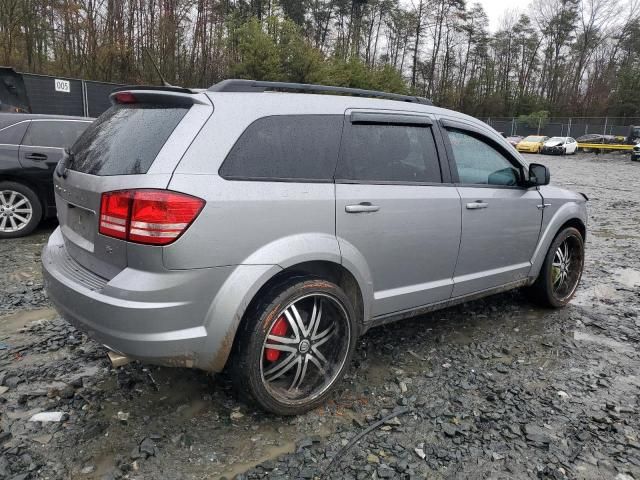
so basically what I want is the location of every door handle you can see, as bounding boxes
[25,153,48,161]
[345,202,380,213]
[466,201,488,210]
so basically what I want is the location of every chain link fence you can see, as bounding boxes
[481,117,640,139]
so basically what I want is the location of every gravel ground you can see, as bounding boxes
[0,152,639,480]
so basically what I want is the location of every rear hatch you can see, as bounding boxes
[53,88,213,279]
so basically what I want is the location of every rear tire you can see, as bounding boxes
[526,227,584,308]
[229,276,358,415]
[0,181,42,239]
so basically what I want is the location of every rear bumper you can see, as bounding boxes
[42,227,241,371]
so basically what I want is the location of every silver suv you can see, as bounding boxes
[43,80,587,415]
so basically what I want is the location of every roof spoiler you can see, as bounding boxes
[109,85,209,106]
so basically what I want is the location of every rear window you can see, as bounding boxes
[219,115,343,181]
[68,104,188,176]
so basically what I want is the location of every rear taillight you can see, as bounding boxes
[99,190,204,245]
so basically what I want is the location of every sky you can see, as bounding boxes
[402,0,532,32]
[473,0,531,31]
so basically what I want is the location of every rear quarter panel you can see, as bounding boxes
[164,175,337,269]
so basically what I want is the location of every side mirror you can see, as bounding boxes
[528,163,550,186]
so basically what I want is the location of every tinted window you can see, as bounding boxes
[68,104,188,176]
[0,122,28,145]
[219,115,342,181]
[23,121,89,148]
[336,124,442,183]
[446,129,521,186]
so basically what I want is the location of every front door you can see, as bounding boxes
[440,123,543,297]
[335,111,461,318]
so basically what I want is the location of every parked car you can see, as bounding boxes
[541,137,578,155]
[505,135,523,147]
[516,135,549,153]
[575,134,620,144]
[0,113,92,237]
[627,126,640,145]
[42,80,588,415]
[631,143,640,161]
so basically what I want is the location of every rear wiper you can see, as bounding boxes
[56,149,73,179]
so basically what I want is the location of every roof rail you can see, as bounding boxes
[112,85,198,95]
[208,79,432,105]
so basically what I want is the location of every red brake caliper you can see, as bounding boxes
[265,316,288,362]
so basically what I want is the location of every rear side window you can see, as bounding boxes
[22,121,89,148]
[0,122,28,145]
[69,104,188,176]
[219,115,343,181]
[336,124,442,183]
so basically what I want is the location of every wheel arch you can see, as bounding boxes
[559,217,586,242]
[251,260,366,326]
[529,203,587,280]
[203,259,370,373]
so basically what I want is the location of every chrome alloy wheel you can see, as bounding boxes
[0,190,33,233]
[260,293,351,404]
[551,235,583,301]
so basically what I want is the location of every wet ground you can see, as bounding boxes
[1,152,639,480]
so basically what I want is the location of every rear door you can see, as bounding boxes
[19,120,90,171]
[335,111,461,318]
[19,119,91,209]
[53,91,213,279]
[0,121,28,171]
[439,119,543,297]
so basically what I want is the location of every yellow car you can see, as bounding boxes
[516,135,549,153]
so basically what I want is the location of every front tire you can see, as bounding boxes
[527,227,584,308]
[230,276,358,415]
[0,181,42,239]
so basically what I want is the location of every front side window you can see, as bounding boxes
[446,128,521,186]
[219,115,343,181]
[336,124,442,183]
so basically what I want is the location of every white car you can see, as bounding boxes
[541,136,578,155]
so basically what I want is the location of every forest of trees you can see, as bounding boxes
[1,0,639,117]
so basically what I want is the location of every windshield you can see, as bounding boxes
[523,136,545,142]
[547,137,566,142]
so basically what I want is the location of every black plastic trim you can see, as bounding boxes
[350,112,432,125]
